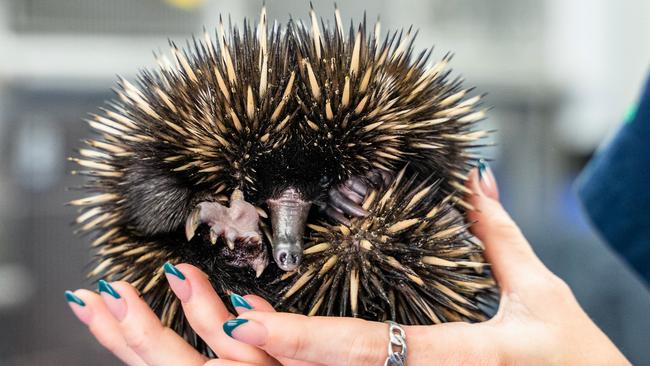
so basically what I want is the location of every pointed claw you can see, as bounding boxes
[254,260,266,278]
[250,245,269,278]
[366,172,382,187]
[366,169,392,187]
[209,228,218,245]
[225,230,237,250]
[329,189,369,217]
[185,206,201,241]
[262,225,273,245]
[325,207,351,226]
[245,231,261,244]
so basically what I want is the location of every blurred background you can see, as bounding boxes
[0,0,648,364]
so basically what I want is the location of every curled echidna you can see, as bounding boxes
[70,5,495,354]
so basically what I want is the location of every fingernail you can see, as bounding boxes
[477,159,498,199]
[98,279,121,299]
[98,280,127,321]
[65,290,92,324]
[164,263,191,302]
[163,262,186,280]
[230,293,253,311]
[478,159,488,182]
[223,318,248,337]
[223,318,268,346]
[65,290,85,307]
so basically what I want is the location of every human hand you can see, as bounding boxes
[221,163,631,366]
[65,263,319,366]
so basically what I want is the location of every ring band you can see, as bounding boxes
[384,321,407,366]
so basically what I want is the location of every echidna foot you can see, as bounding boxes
[185,200,262,250]
[185,199,268,277]
[326,170,393,224]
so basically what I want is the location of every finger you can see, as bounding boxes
[99,280,207,366]
[66,290,147,366]
[224,313,388,366]
[226,312,494,366]
[240,294,276,313]
[231,295,324,366]
[465,165,548,291]
[203,360,256,366]
[477,159,499,200]
[166,263,280,365]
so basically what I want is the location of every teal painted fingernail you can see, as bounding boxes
[230,293,253,310]
[478,159,488,181]
[223,318,248,337]
[98,280,121,299]
[65,290,85,306]
[163,262,186,280]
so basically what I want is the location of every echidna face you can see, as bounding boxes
[253,136,343,270]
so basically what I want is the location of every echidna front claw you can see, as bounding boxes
[185,198,268,276]
[252,256,267,278]
[209,227,220,245]
[185,206,202,241]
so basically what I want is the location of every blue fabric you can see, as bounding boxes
[577,74,650,284]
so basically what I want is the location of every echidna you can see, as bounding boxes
[70,5,495,354]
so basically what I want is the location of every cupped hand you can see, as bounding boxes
[66,163,630,366]
[222,164,631,366]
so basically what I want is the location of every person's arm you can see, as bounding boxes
[577,73,650,283]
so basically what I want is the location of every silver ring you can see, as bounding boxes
[384,321,407,366]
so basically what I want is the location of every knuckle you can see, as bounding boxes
[88,324,124,355]
[491,218,523,239]
[282,315,310,360]
[345,337,375,365]
[191,318,212,336]
[547,274,574,298]
[521,272,550,290]
[523,271,573,299]
[97,336,123,355]
[344,321,384,366]
[123,325,158,354]
[285,328,306,360]
[191,307,226,337]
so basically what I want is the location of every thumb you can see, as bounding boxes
[466,161,546,292]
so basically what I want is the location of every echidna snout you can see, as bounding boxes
[273,240,303,271]
[267,188,312,271]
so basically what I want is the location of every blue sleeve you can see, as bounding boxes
[576,74,650,283]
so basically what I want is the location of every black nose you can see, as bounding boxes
[274,246,302,271]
